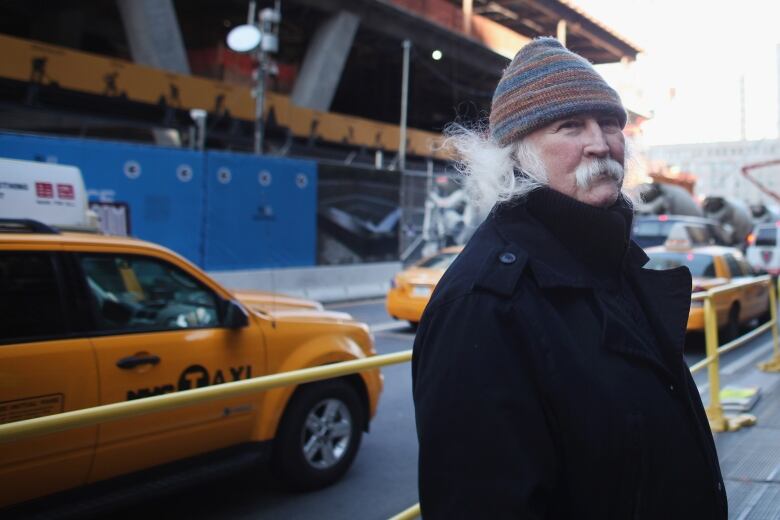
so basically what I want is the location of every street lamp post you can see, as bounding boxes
[226,1,281,155]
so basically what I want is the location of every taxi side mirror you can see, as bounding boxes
[223,299,249,329]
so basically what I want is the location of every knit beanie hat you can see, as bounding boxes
[489,37,626,147]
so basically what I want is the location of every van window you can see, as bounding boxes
[633,220,671,237]
[756,227,777,246]
[81,254,219,333]
[0,252,68,343]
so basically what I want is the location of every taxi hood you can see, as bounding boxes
[396,266,445,285]
[232,289,324,314]
[232,290,356,324]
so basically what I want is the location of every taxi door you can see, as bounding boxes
[726,253,768,320]
[0,251,99,507]
[73,251,266,483]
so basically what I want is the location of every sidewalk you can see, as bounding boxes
[714,354,780,518]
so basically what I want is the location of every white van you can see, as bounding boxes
[746,223,780,276]
[0,157,96,230]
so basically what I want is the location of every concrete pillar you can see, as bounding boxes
[557,20,567,47]
[116,0,190,74]
[116,0,189,145]
[291,11,360,111]
[462,0,473,36]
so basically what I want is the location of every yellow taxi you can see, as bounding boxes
[644,235,770,339]
[0,219,382,508]
[386,246,463,326]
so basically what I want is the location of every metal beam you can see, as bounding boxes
[494,0,640,61]
[288,0,509,77]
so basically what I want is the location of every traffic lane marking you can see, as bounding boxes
[375,331,417,341]
[326,297,386,310]
[370,321,410,333]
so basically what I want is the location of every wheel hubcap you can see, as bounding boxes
[301,398,352,469]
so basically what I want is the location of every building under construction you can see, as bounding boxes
[0,0,640,272]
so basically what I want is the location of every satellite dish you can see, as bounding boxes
[226,24,262,53]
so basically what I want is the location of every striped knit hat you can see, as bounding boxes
[489,37,626,147]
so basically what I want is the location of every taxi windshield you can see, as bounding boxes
[418,252,458,270]
[645,251,716,277]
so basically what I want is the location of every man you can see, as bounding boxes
[412,38,727,519]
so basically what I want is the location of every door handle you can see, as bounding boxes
[116,354,161,370]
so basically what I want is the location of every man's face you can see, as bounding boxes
[523,112,626,208]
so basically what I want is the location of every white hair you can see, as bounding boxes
[443,124,631,216]
[444,124,547,218]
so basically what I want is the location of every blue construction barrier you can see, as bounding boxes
[0,132,316,270]
[203,151,316,270]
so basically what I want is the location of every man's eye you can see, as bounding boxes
[600,118,620,129]
[559,120,582,130]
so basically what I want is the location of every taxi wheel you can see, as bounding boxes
[273,379,364,490]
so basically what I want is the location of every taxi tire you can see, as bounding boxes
[273,379,364,490]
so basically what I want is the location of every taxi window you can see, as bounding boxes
[685,225,709,245]
[737,258,755,276]
[417,252,458,270]
[80,254,219,333]
[723,254,742,278]
[644,252,716,277]
[0,252,68,343]
[756,227,777,246]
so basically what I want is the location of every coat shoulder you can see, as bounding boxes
[424,218,531,318]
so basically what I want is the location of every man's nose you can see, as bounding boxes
[583,119,609,158]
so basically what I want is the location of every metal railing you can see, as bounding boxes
[688,275,780,432]
[0,351,412,444]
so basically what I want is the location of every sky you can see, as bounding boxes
[572,0,780,146]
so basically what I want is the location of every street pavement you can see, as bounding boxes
[9,298,780,519]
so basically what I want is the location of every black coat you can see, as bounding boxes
[412,194,727,519]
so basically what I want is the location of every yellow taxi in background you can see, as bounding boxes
[644,234,770,339]
[0,219,382,508]
[386,246,463,327]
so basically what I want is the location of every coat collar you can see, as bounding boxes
[486,198,691,366]
[490,197,642,290]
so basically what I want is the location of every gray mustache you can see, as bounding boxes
[575,158,624,189]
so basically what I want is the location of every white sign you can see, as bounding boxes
[0,157,89,228]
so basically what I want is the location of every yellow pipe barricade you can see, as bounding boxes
[759,277,780,371]
[0,350,412,444]
[689,275,779,432]
[388,503,422,520]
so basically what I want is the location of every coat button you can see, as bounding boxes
[669,384,675,392]
[499,252,516,264]
[717,482,722,492]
